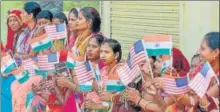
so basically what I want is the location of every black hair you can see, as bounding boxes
[204,32,220,50]
[103,39,122,62]
[80,7,101,33]
[191,54,200,63]
[90,34,105,46]
[150,56,156,62]
[53,12,68,25]
[69,8,78,18]
[36,10,53,22]
[24,1,41,20]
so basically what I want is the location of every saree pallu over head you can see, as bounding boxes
[6,9,23,51]
[172,48,190,77]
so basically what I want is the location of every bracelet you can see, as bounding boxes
[199,102,210,108]
[199,94,210,108]
[105,105,111,111]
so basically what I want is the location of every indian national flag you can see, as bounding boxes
[160,55,172,75]
[106,80,126,92]
[79,81,93,92]
[65,51,85,70]
[28,33,53,52]
[1,55,17,75]
[143,34,172,56]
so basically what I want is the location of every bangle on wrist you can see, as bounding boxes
[105,105,111,111]
[199,102,210,108]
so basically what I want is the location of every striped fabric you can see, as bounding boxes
[163,75,189,94]
[45,23,67,40]
[75,61,94,92]
[37,53,59,71]
[189,62,215,98]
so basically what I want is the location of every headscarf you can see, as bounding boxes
[172,48,190,77]
[5,9,23,51]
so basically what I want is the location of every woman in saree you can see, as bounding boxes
[36,10,53,36]
[183,32,219,112]
[124,57,168,112]
[74,7,101,57]
[152,48,191,112]
[157,32,219,112]
[66,8,79,51]
[83,39,125,111]
[1,9,26,112]
[10,56,43,112]
[5,9,27,53]
[124,47,191,112]
[28,10,54,58]
[54,34,106,111]
[15,1,41,57]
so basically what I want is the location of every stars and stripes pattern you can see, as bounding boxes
[75,61,94,84]
[45,23,67,40]
[117,39,145,86]
[117,63,141,86]
[163,75,189,94]
[37,53,59,71]
[128,39,147,68]
[188,62,216,98]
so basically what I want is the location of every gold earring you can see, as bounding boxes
[88,23,91,29]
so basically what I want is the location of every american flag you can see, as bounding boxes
[163,75,189,94]
[45,23,67,40]
[188,62,215,98]
[117,62,141,86]
[37,53,59,71]
[128,39,147,68]
[75,61,94,84]
[116,39,146,86]
[23,58,39,76]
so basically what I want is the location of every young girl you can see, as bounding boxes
[84,39,124,111]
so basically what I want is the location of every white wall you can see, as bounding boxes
[179,1,219,61]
